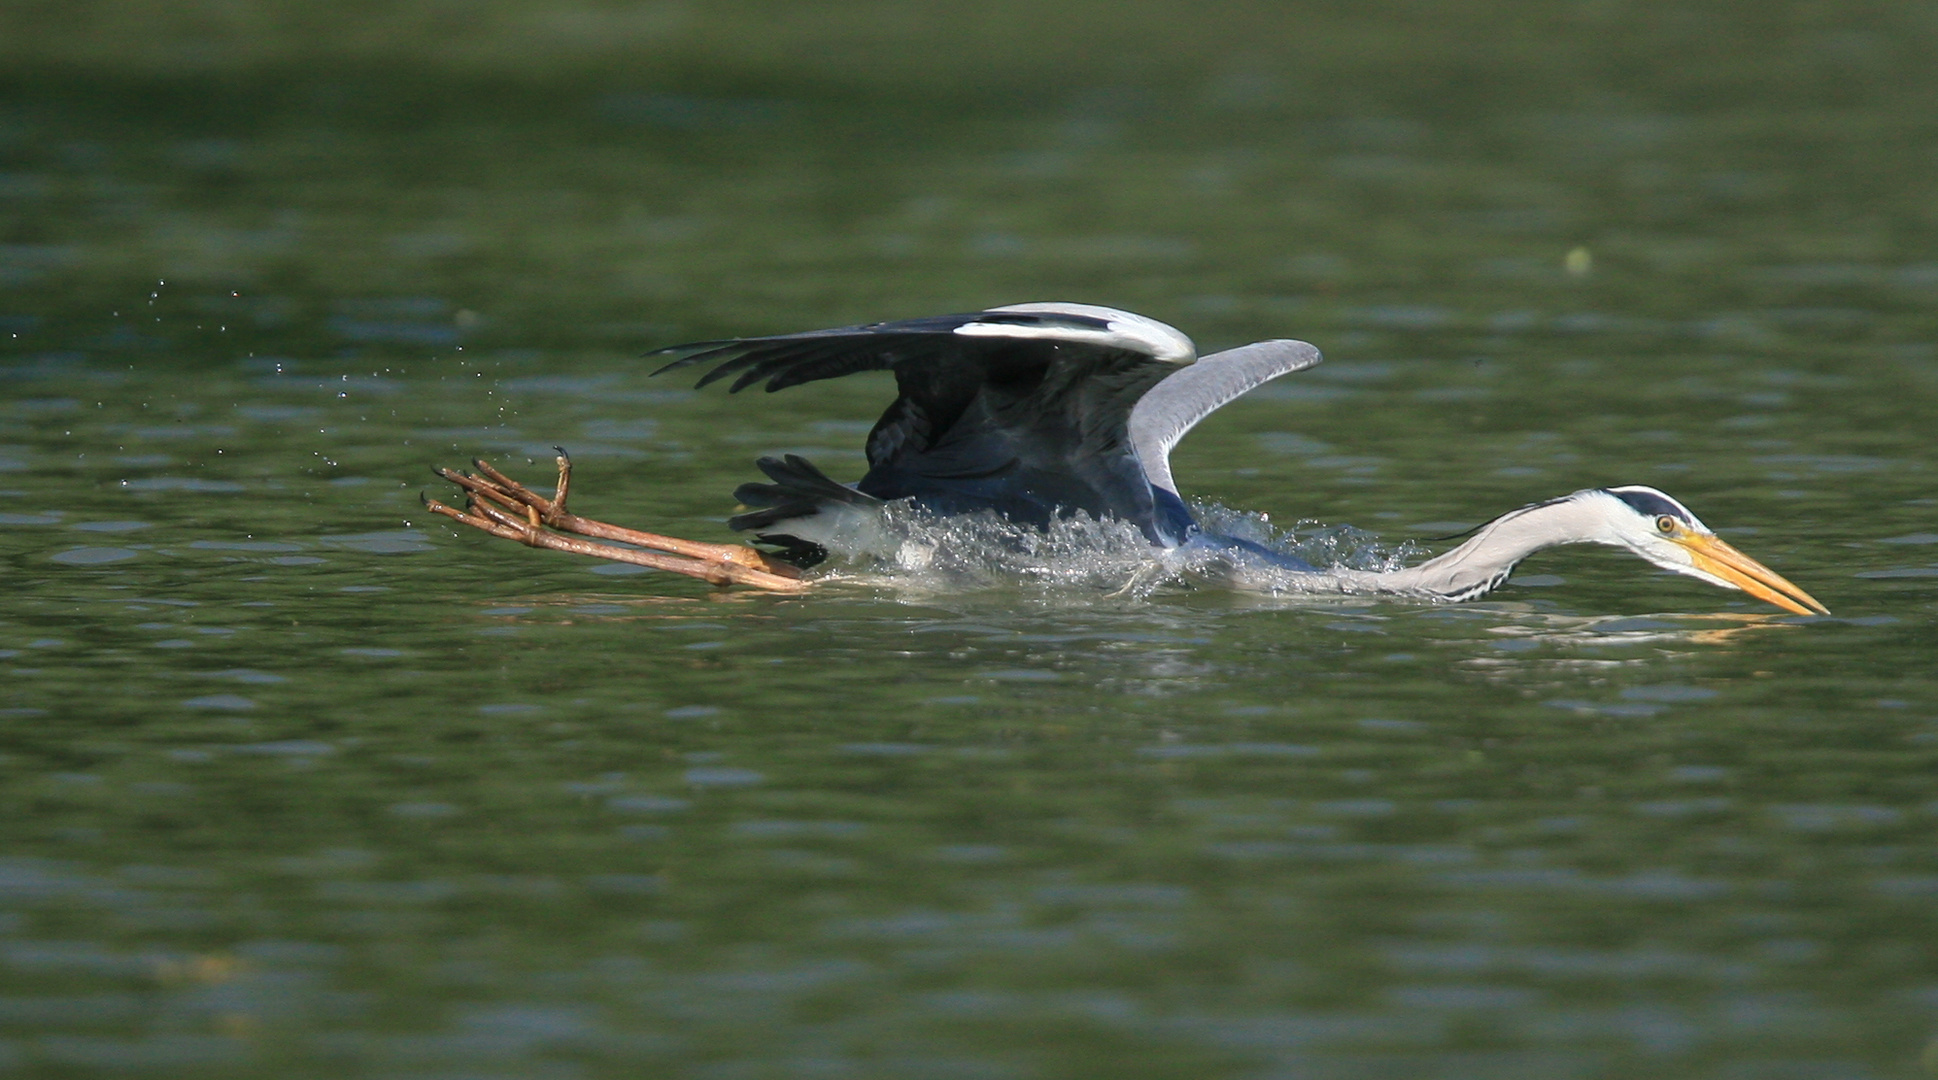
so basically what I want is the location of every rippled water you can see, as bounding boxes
[4,4,1938,1078]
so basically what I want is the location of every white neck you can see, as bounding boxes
[1331,495,1623,602]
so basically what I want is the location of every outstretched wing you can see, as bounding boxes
[650,302,1192,394]
[1126,339,1323,496]
[652,303,1196,475]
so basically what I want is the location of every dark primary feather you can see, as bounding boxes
[647,310,1127,393]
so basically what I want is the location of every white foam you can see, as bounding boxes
[802,502,1417,600]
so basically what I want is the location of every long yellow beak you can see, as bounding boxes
[1675,532,1829,616]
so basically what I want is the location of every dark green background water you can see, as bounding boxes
[3,3,1936,1077]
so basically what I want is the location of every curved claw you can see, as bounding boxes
[428,455,809,592]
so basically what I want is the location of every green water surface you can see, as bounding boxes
[2,3,1937,1077]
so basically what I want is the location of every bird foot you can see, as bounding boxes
[424,450,810,592]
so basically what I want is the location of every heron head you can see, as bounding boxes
[1596,485,1827,615]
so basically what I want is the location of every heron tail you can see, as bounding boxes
[728,455,880,565]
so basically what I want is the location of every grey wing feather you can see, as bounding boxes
[1127,339,1322,494]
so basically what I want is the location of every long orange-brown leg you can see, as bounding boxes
[425,451,809,592]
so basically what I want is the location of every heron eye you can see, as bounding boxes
[1655,515,1677,534]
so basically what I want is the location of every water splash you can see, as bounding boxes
[808,501,1420,600]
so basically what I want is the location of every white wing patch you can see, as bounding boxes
[953,302,1197,364]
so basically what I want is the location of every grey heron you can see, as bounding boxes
[429,302,1827,615]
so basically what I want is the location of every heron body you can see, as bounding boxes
[650,302,1826,614]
